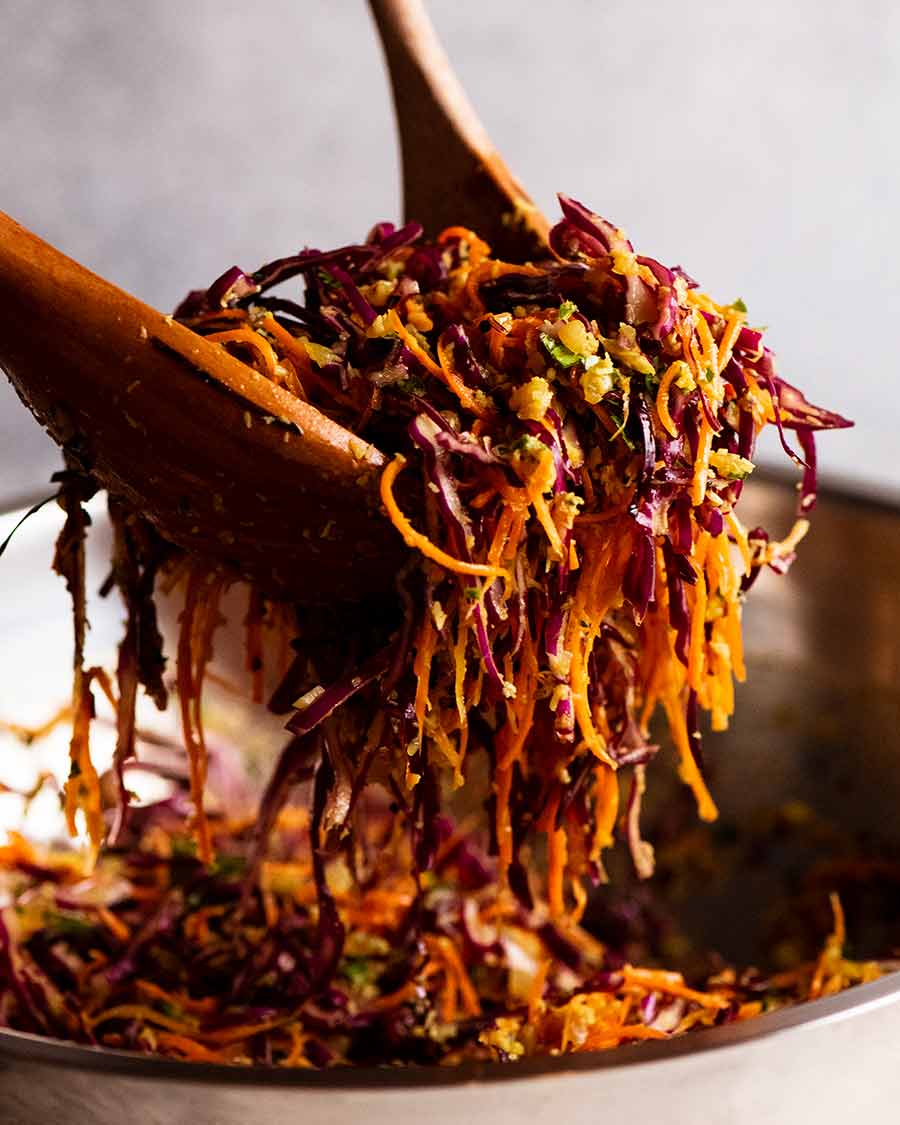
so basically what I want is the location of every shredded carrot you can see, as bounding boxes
[678,315,699,377]
[487,506,514,569]
[655,361,682,438]
[176,569,224,865]
[88,1004,199,1035]
[725,509,753,576]
[716,310,744,373]
[584,1024,670,1049]
[524,477,565,560]
[722,601,746,683]
[494,762,515,880]
[154,1033,230,1062]
[202,1017,295,1046]
[97,907,130,943]
[547,824,568,919]
[496,628,538,772]
[591,764,619,860]
[694,311,719,377]
[621,966,730,1010]
[528,960,551,1021]
[830,891,847,946]
[687,534,710,689]
[736,1001,764,1021]
[380,457,509,579]
[262,889,279,929]
[691,417,714,506]
[135,981,217,1016]
[662,691,718,822]
[386,309,486,416]
[427,935,481,1019]
[433,331,491,418]
[183,904,228,945]
[283,1024,311,1067]
[565,533,625,769]
[438,225,491,263]
[205,328,279,379]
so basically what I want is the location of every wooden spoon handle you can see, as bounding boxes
[369,0,549,261]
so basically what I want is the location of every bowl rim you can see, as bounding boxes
[1,472,897,1086]
[1,975,898,1088]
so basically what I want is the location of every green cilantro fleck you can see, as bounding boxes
[211,853,247,879]
[540,332,582,369]
[43,910,94,940]
[731,298,747,313]
[557,300,577,322]
[606,409,636,450]
[171,836,198,860]
[341,958,373,987]
[508,434,545,456]
[395,377,427,397]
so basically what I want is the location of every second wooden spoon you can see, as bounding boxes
[0,0,545,601]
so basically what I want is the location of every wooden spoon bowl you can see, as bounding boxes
[0,213,403,602]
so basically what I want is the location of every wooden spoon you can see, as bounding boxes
[370,0,550,260]
[0,213,401,602]
[0,1,546,600]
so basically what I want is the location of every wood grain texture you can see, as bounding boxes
[369,0,550,261]
[0,212,405,601]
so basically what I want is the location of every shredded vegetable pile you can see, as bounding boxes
[0,195,862,1064]
[0,805,882,1065]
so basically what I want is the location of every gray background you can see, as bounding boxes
[1,0,896,506]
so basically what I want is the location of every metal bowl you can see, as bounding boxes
[1,475,899,1124]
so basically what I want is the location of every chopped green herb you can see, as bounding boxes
[557,300,577,322]
[540,332,582,369]
[341,957,373,987]
[396,377,427,397]
[211,853,247,879]
[606,409,636,450]
[731,298,747,313]
[171,836,198,860]
[508,433,545,456]
[43,910,94,939]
